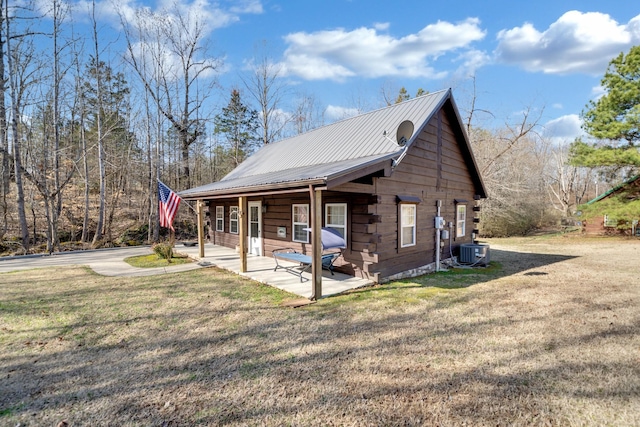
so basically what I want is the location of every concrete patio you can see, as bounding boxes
[177,243,374,299]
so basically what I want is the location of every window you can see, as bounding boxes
[325,203,347,242]
[604,214,617,227]
[292,204,309,243]
[215,206,224,232]
[456,204,466,237]
[400,204,416,247]
[229,206,239,234]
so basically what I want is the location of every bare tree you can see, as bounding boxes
[290,90,324,135]
[467,101,551,236]
[4,0,35,250]
[121,4,220,189]
[0,1,8,237]
[241,42,290,145]
[88,1,106,246]
[544,140,593,218]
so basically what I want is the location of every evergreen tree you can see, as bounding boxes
[572,46,640,169]
[214,89,260,167]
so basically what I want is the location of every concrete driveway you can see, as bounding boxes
[0,246,205,277]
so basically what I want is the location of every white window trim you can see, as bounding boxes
[229,206,239,234]
[292,204,309,243]
[215,206,224,232]
[325,203,347,244]
[400,204,416,248]
[456,204,467,237]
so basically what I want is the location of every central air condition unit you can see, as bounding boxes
[459,243,490,266]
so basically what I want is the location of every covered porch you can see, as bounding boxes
[177,243,374,299]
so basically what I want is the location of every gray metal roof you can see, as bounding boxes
[181,89,460,199]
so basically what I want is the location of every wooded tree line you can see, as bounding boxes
[0,1,636,254]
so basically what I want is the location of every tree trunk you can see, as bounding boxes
[4,0,29,250]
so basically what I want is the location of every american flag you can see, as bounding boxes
[158,180,181,231]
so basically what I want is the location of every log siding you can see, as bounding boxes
[200,96,483,283]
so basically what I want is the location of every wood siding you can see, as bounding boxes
[204,100,483,283]
[350,105,478,281]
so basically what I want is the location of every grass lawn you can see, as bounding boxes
[124,253,193,268]
[0,235,638,426]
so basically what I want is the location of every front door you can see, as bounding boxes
[248,201,262,256]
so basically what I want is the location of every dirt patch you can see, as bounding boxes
[0,235,638,426]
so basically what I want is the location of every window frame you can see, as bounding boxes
[325,203,347,244]
[292,204,310,243]
[215,206,224,232]
[456,204,467,237]
[229,206,239,234]
[400,203,417,248]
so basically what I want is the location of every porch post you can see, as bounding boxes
[310,186,323,300]
[197,200,205,258]
[239,196,248,272]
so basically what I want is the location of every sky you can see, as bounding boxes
[64,0,640,144]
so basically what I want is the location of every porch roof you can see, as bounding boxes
[180,152,397,199]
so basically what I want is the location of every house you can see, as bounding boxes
[581,175,640,236]
[180,89,487,298]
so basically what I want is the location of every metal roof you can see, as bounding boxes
[181,89,479,199]
[585,175,640,205]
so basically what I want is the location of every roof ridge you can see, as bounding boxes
[270,88,450,147]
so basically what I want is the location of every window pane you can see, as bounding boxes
[230,207,238,234]
[457,205,466,237]
[327,205,345,224]
[402,226,414,246]
[402,205,415,226]
[326,203,347,241]
[216,206,224,231]
[294,225,308,242]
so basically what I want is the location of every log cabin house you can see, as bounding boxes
[180,89,487,298]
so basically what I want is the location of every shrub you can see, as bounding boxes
[152,243,174,262]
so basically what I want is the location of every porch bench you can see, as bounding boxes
[272,248,340,282]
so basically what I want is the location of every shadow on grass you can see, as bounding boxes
[320,248,579,304]
[1,248,637,426]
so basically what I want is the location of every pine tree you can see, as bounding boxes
[214,89,260,167]
[573,46,640,169]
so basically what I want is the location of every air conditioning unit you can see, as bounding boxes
[459,243,490,266]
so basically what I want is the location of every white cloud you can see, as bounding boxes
[281,18,486,81]
[71,0,261,34]
[495,11,640,75]
[230,0,264,14]
[453,49,491,78]
[325,105,360,121]
[543,114,586,144]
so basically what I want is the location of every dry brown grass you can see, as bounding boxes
[1,235,639,426]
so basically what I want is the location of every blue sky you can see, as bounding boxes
[67,0,639,143]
